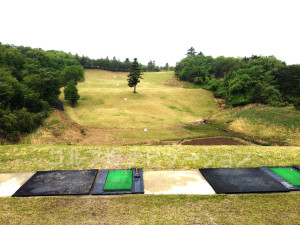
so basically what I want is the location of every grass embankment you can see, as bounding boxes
[0,145,299,172]
[209,105,300,146]
[1,194,299,224]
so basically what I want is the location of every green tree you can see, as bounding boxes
[175,54,214,83]
[61,65,84,86]
[186,47,197,56]
[0,43,83,142]
[165,63,169,71]
[275,65,300,108]
[147,60,160,72]
[0,108,19,142]
[64,80,80,106]
[127,58,143,93]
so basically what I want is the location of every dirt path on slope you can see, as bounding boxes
[180,137,245,145]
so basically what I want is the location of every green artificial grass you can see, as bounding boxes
[270,168,300,186]
[103,170,133,191]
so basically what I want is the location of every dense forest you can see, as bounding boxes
[0,43,86,141]
[175,48,300,108]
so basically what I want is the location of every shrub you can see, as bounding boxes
[64,80,80,106]
[0,108,18,141]
[194,77,204,85]
[13,108,36,133]
[252,83,285,107]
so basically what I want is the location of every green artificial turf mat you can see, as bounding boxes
[270,168,300,186]
[103,170,133,191]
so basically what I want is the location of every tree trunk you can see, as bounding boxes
[134,85,137,93]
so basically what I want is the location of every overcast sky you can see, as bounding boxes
[1,0,299,66]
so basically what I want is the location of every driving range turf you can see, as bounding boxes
[27,69,299,146]
[57,69,222,144]
[2,69,300,223]
[61,70,217,128]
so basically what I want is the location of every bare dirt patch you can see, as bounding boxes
[163,76,185,87]
[177,119,210,126]
[180,137,244,145]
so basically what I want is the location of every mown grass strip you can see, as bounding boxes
[0,145,299,172]
[0,194,299,224]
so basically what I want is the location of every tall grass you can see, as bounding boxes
[209,105,300,145]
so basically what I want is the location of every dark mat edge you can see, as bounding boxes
[12,169,99,197]
[199,168,290,194]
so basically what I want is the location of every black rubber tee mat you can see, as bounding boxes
[13,170,98,197]
[200,168,289,194]
[92,168,144,195]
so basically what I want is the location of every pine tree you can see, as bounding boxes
[186,47,197,56]
[165,63,169,71]
[64,80,80,106]
[127,58,143,93]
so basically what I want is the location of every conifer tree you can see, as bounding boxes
[186,47,197,56]
[127,58,143,93]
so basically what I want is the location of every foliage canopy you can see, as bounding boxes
[175,51,299,108]
[64,80,80,106]
[0,43,83,141]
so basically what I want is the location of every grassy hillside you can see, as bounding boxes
[23,70,299,146]
[23,69,228,145]
[61,70,217,128]
[209,105,300,145]
[23,109,233,146]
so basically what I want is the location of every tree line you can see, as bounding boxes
[77,55,172,72]
[175,47,300,108]
[0,43,84,142]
